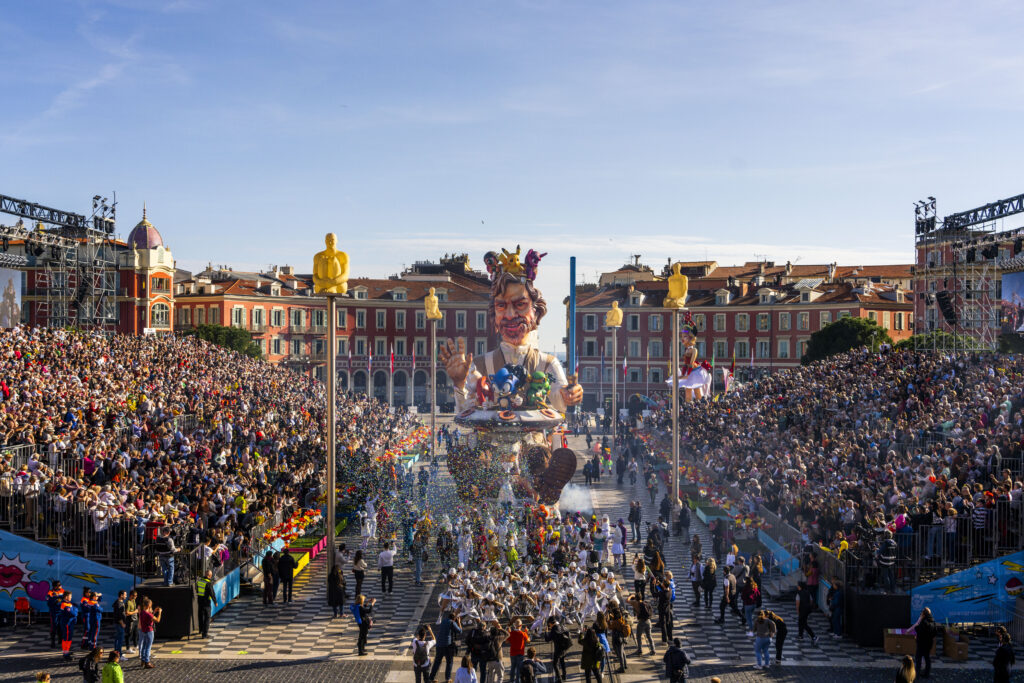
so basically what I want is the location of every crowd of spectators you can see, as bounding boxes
[0,325,414,581]
[640,347,1024,580]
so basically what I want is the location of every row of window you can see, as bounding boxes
[266,336,488,359]
[581,337,810,360]
[176,305,487,332]
[582,309,912,336]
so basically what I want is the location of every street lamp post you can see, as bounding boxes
[430,318,437,460]
[312,232,349,577]
[606,303,622,451]
[671,308,680,505]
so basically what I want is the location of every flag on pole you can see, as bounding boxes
[389,343,394,375]
[412,344,416,371]
[600,346,605,379]
[347,344,352,372]
[749,343,754,368]
[368,347,372,375]
[622,346,628,379]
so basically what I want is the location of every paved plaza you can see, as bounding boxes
[0,428,1003,682]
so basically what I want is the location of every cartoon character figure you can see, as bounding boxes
[483,251,501,281]
[490,366,521,409]
[475,375,494,408]
[498,245,525,277]
[667,312,711,401]
[524,249,547,282]
[524,371,552,409]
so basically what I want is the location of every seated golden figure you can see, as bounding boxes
[313,233,349,294]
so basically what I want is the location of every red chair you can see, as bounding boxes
[14,597,32,627]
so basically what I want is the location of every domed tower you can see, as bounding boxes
[119,205,174,334]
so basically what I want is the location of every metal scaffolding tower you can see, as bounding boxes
[0,193,118,330]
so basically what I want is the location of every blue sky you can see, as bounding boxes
[3,0,1024,349]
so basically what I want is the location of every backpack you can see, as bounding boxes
[553,626,572,651]
[588,549,600,565]
[349,603,362,625]
[413,640,428,667]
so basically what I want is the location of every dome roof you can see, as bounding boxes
[127,205,163,249]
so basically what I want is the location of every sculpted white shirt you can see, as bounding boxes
[454,342,569,413]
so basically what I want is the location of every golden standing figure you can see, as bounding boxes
[664,262,689,309]
[313,233,350,294]
[424,287,443,320]
[605,301,623,328]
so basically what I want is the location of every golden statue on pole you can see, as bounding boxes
[663,262,688,309]
[313,232,350,295]
[605,301,623,328]
[424,287,443,320]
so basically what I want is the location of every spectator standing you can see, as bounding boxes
[277,551,297,603]
[378,542,396,595]
[578,626,604,683]
[894,654,916,683]
[327,565,347,618]
[507,618,530,683]
[111,591,127,658]
[753,610,776,669]
[138,598,161,669]
[765,610,788,663]
[355,595,375,656]
[429,612,462,682]
[124,590,139,654]
[910,607,936,679]
[485,623,510,683]
[352,550,367,597]
[411,625,435,683]
[261,551,278,606]
[454,655,478,683]
[156,527,175,586]
[543,616,572,683]
[519,646,547,683]
[994,626,1015,683]
[411,532,427,587]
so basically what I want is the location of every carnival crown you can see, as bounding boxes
[680,310,699,336]
[483,245,547,283]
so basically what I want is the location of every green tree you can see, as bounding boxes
[184,323,262,359]
[801,316,891,364]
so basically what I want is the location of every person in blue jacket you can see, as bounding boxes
[85,591,103,649]
[46,580,64,648]
[57,592,79,661]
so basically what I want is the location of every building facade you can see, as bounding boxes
[174,254,497,409]
[15,210,175,335]
[572,260,914,411]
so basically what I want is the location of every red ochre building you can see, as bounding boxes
[16,209,175,335]
[572,259,913,411]
[173,254,498,408]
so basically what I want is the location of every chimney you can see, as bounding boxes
[759,262,766,274]
[282,265,294,275]
[828,262,837,281]
[785,260,792,276]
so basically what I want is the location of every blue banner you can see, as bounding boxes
[910,550,1024,624]
[0,530,135,613]
[210,568,240,616]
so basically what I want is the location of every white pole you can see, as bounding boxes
[326,296,337,574]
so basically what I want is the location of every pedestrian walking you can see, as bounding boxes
[138,597,161,669]
[378,542,396,595]
[653,576,674,644]
[277,551,297,603]
[197,569,218,638]
[701,558,717,609]
[353,550,367,597]
[101,651,123,683]
[328,565,347,618]
[688,557,702,607]
[78,647,102,683]
[411,532,427,586]
[628,593,655,656]
[765,609,788,663]
[46,580,63,649]
[411,624,435,683]
[795,581,817,643]
[741,579,760,635]
[663,638,691,683]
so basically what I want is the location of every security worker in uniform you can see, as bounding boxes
[57,591,78,661]
[47,580,63,648]
[196,569,218,638]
